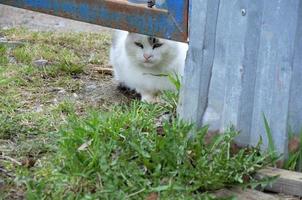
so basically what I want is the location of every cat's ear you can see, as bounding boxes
[127,32,136,39]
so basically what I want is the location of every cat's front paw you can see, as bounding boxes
[141,93,160,103]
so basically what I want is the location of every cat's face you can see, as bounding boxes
[125,33,171,68]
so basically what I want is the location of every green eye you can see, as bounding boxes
[135,42,144,49]
[153,43,163,49]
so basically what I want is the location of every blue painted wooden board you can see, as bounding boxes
[0,0,188,42]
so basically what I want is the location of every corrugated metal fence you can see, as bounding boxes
[179,0,302,154]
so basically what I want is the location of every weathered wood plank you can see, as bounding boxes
[215,188,282,200]
[0,0,188,42]
[256,167,302,197]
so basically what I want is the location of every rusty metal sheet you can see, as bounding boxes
[0,0,188,42]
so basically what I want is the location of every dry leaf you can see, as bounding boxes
[145,192,158,200]
[78,139,93,151]
[288,136,300,153]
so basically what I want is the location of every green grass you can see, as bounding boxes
[263,115,302,172]
[12,46,33,64]
[262,114,278,163]
[20,101,275,200]
[0,28,110,77]
[0,44,9,65]
[0,28,112,199]
[284,129,302,172]
[0,28,278,200]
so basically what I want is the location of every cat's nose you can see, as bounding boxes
[143,53,153,60]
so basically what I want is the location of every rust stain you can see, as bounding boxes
[182,0,189,41]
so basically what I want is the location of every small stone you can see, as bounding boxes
[9,56,16,64]
[86,84,97,92]
[55,21,65,28]
[0,179,4,187]
[33,59,48,67]
[58,89,66,95]
[72,93,78,98]
[50,87,64,92]
[0,37,7,42]
[34,104,44,113]
[2,26,9,30]
[53,98,58,105]
[0,41,25,48]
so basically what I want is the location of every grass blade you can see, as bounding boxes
[262,114,277,161]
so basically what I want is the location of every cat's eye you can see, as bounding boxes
[135,42,144,49]
[153,43,163,49]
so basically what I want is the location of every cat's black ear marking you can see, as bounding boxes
[135,42,144,49]
[153,43,163,49]
[148,36,159,46]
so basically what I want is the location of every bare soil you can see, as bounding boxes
[0,4,134,106]
[0,4,110,33]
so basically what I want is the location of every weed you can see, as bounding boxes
[162,73,182,115]
[284,129,302,172]
[0,114,23,139]
[54,100,76,115]
[263,114,302,172]
[57,53,84,75]
[0,28,112,199]
[263,114,279,162]
[12,46,32,64]
[23,102,274,199]
[0,44,8,65]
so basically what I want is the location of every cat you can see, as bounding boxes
[110,30,188,103]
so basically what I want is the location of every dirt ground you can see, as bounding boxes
[0,4,133,105]
[0,6,136,199]
[0,5,109,33]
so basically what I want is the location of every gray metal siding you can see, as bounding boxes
[288,1,302,135]
[180,0,302,154]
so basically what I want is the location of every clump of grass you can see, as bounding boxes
[54,100,76,115]
[23,101,274,199]
[162,73,182,115]
[0,114,24,139]
[284,129,302,172]
[56,52,84,75]
[0,28,113,198]
[263,114,279,162]
[0,44,8,65]
[263,114,302,172]
[0,112,51,140]
[12,46,33,64]
[1,28,111,78]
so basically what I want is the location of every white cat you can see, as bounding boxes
[110,30,188,103]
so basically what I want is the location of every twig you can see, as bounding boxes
[0,41,26,48]
[95,67,113,75]
[126,188,146,199]
[0,155,22,166]
[0,167,14,178]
